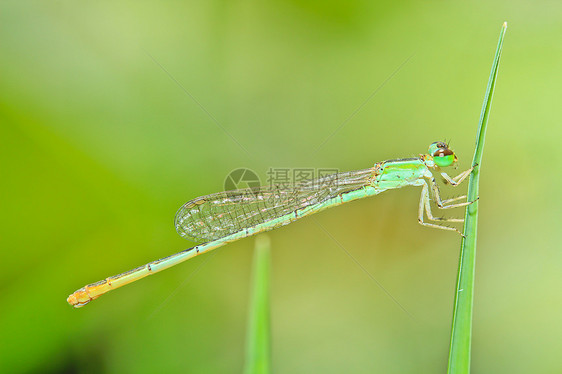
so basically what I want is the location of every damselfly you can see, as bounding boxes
[68,141,476,307]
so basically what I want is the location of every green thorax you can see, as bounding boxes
[373,158,430,191]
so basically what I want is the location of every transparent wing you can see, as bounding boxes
[175,168,374,241]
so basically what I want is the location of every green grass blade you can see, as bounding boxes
[447,22,507,374]
[243,235,271,374]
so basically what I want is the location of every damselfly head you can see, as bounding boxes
[428,141,457,168]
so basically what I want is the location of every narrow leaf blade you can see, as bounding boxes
[447,22,507,374]
[243,235,271,374]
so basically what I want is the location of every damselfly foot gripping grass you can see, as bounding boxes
[68,141,476,307]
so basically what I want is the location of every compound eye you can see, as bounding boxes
[432,147,455,167]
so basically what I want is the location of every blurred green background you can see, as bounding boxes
[1,1,560,373]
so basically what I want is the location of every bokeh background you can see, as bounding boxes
[1,1,560,373]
